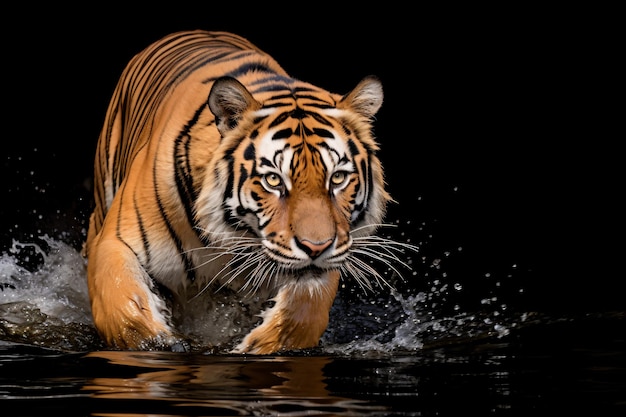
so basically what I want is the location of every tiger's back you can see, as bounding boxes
[86,31,288,246]
[85,30,396,353]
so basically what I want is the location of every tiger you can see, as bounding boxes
[83,30,412,354]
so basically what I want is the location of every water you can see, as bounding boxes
[1,235,624,416]
[1,315,624,416]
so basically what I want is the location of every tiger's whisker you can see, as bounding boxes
[344,254,395,291]
[217,251,268,292]
[351,245,413,275]
[187,238,262,265]
[240,259,273,295]
[349,223,391,233]
[339,262,374,292]
[353,234,420,252]
[189,247,263,300]
[357,251,408,284]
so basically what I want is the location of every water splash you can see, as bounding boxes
[0,236,100,350]
[0,235,528,354]
[0,236,91,323]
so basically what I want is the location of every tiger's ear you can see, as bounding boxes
[209,76,261,136]
[338,75,384,119]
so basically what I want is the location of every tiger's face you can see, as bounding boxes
[227,109,363,272]
[196,76,388,284]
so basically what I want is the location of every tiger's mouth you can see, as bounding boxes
[259,243,345,279]
[293,264,326,278]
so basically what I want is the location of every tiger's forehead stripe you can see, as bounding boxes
[272,128,293,140]
[312,128,334,139]
[253,125,352,172]
[309,113,334,127]
[263,108,336,134]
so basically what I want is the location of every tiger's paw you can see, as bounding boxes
[87,238,181,350]
[89,275,177,350]
[231,318,324,355]
[232,273,339,355]
[231,299,329,354]
[232,327,290,355]
[93,307,179,351]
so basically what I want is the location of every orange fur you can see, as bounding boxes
[87,238,175,349]
[234,271,340,354]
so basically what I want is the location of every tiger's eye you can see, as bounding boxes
[331,171,346,185]
[264,173,282,188]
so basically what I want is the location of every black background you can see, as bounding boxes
[1,5,621,314]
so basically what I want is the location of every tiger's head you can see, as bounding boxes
[195,75,391,291]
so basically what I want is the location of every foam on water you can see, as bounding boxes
[0,234,525,354]
[0,236,92,325]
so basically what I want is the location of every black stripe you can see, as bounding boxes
[272,128,293,140]
[134,191,151,266]
[153,155,197,282]
[173,103,213,247]
[243,143,256,160]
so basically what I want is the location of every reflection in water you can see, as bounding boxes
[82,351,385,416]
[1,314,625,415]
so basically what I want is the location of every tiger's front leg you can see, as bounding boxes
[233,270,340,354]
[86,237,179,350]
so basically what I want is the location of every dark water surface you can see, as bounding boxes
[2,314,625,416]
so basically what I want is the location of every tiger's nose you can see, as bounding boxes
[297,238,333,259]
